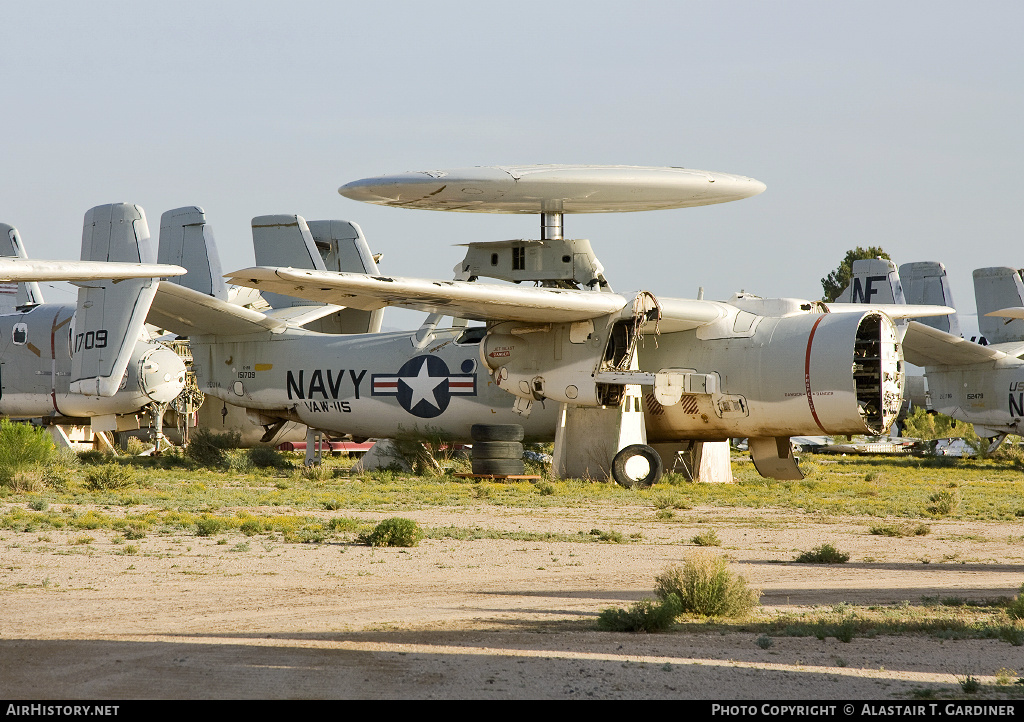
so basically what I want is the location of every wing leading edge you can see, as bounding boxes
[224,267,733,329]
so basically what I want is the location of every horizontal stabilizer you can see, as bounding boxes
[986,306,1024,320]
[0,259,185,282]
[901,320,1006,367]
[262,303,347,326]
[149,281,288,337]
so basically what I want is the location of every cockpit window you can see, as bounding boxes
[13,323,27,345]
[455,326,487,345]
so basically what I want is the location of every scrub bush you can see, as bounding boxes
[357,517,423,547]
[794,543,850,563]
[655,553,761,617]
[597,594,682,632]
[186,429,241,468]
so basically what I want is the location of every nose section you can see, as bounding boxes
[138,347,187,404]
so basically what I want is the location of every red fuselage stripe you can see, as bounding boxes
[804,316,829,435]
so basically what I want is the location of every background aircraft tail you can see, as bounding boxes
[158,206,228,301]
[0,224,44,311]
[69,203,161,397]
[835,258,904,305]
[898,262,960,337]
[252,214,383,334]
[973,267,1024,344]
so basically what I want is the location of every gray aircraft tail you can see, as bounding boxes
[973,267,1024,344]
[252,214,383,334]
[898,262,961,337]
[158,206,228,301]
[69,203,162,397]
[0,224,44,311]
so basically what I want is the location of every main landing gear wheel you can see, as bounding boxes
[611,444,663,488]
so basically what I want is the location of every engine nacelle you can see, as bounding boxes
[640,310,903,440]
[481,307,903,440]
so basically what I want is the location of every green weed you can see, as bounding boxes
[927,488,961,517]
[83,464,136,491]
[869,522,931,537]
[691,529,722,547]
[794,543,850,563]
[597,594,682,632]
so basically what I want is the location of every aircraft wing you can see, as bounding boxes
[901,320,1007,366]
[824,302,955,319]
[226,267,631,323]
[149,281,288,336]
[225,267,734,329]
[0,259,185,282]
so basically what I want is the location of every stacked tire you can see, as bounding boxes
[471,424,525,477]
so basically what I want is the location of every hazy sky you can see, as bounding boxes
[4,1,1021,335]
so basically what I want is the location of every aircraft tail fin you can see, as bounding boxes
[252,214,326,311]
[899,262,961,337]
[835,258,905,304]
[974,267,1024,344]
[157,206,228,301]
[252,215,383,333]
[0,224,44,310]
[307,219,383,334]
[69,203,161,397]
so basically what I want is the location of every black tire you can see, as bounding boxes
[611,444,663,488]
[472,458,526,476]
[471,441,524,460]
[471,424,524,443]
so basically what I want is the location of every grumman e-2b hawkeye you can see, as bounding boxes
[214,165,950,484]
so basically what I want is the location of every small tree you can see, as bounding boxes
[902,408,964,440]
[821,246,891,302]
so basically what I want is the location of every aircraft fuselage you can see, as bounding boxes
[923,354,1024,435]
[188,325,560,441]
[0,304,184,420]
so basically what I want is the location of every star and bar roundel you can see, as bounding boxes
[371,355,477,418]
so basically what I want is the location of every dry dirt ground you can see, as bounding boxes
[2,501,1023,700]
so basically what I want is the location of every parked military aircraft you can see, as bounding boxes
[147,207,564,456]
[0,204,188,447]
[211,165,951,483]
[842,258,1024,451]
